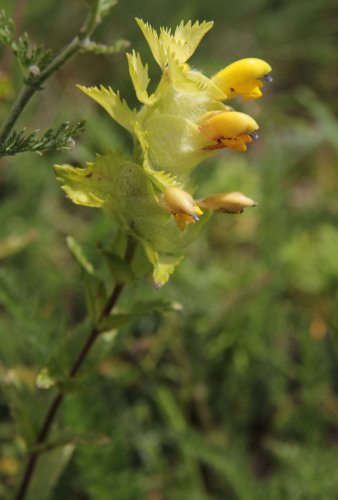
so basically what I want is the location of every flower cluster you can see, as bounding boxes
[55,19,271,287]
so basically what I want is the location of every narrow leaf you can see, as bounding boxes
[66,236,95,275]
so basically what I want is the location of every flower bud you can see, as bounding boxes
[199,111,259,151]
[198,191,257,214]
[164,187,203,231]
[212,58,272,100]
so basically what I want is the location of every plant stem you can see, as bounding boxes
[0,3,100,147]
[14,238,136,500]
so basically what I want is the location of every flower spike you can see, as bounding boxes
[57,19,272,286]
[212,58,272,100]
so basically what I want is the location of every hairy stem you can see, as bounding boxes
[0,3,100,147]
[15,237,136,500]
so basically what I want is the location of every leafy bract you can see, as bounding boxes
[127,50,157,105]
[143,241,184,288]
[160,20,214,65]
[77,85,136,133]
[135,18,167,69]
[135,18,213,69]
[55,151,161,221]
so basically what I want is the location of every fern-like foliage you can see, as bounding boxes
[0,121,86,156]
[0,9,14,44]
[0,10,52,82]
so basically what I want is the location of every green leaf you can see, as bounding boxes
[155,386,187,432]
[66,236,95,276]
[101,249,134,284]
[77,85,136,133]
[97,298,181,333]
[0,10,15,45]
[97,313,137,333]
[84,274,107,324]
[24,444,75,500]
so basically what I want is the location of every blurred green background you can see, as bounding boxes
[1,0,338,498]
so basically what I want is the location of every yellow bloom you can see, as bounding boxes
[212,58,272,100]
[199,111,259,152]
[199,192,257,214]
[164,187,203,231]
[58,20,272,286]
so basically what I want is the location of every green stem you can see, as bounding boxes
[14,237,136,500]
[0,3,100,147]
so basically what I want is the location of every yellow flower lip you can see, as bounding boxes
[164,187,203,231]
[199,111,259,152]
[198,192,257,214]
[212,58,272,100]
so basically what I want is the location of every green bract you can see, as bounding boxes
[55,19,268,287]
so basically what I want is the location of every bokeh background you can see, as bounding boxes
[1,0,338,498]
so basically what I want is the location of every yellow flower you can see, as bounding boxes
[199,111,259,152]
[198,192,257,214]
[57,20,272,286]
[164,187,203,231]
[212,58,272,100]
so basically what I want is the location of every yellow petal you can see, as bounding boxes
[164,187,196,218]
[212,58,272,100]
[199,111,258,142]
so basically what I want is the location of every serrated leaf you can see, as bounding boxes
[143,244,184,288]
[77,84,136,133]
[55,151,168,228]
[136,18,213,70]
[127,50,157,105]
[163,20,214,64]
[66,236,95,275]
[153,253,184,288]
[135,18,167,69]
[55,162,105,208]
